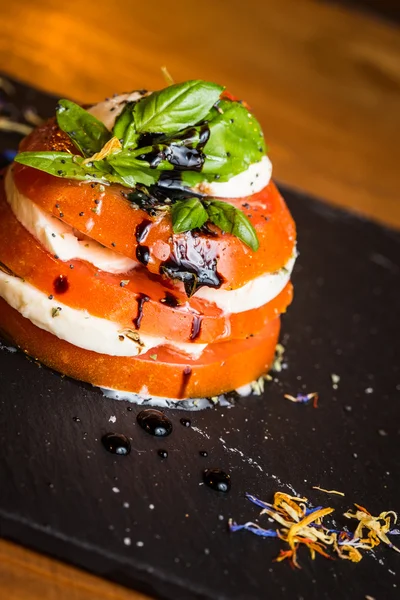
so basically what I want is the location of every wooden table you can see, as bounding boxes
[0,0,399,598]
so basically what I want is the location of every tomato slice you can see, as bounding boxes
[0,178,293,343]
[13,120,296,290]
[0,296,280,398]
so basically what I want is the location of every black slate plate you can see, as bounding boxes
[0,74,400,600]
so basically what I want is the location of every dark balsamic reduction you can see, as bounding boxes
[135,219,152,244]
[199,450,208,458]
[137,132,165,149]
[157,449,168,459]
[190,316,202,341]
[203,469,231,493]
[53,275,69,294]
[179,366,192,399]
[160,292,180,308]
[101,433,131,456]
[180,418,191,428]
[136,245,150,266]
[160,236,222,297]
[138,125,210,172]
[156,173,204,199]
[137,409,173,437]
[133,294,150,329]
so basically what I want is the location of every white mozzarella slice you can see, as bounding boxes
[194,251,296,314]
[88,91,147,131]
[193,156,272,198]
[0,271,207,358]
[6,170,137,274]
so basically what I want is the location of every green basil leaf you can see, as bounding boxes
[112,102,140,149]
[171,198,208,233]
[107,151,159,186]
[134,80,223,134]
[206,200,259,251]
[14,151,110,183]
[200,100,266,179]
[56,99,111,157]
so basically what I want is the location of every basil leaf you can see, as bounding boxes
[179,101,266,188]
[113,102,139,149]
[56,99,111,157]
[14,151,110,183]
[201,101,266,179]
[171,198,208,233]
[107,151,159,186]
[134,80,223,134]
[206,200,259,251]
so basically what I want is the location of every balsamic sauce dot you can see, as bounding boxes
[53,275,69,294]
[136,245,150,266]
[72,416,81,423]
[157,449,168,458]
[180,418,191,428]
[102,432,131,456]
[137,409,173,437]
[199,450,208,458]
[203,469,231,493]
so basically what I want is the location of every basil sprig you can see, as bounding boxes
[171,198,259,252]
[14,79,267,251]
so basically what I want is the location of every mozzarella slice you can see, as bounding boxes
[193,156,272,198]
[193,251,296,313]
[88,91,147,131]
[0,270,206,358]
[6,170,137,274]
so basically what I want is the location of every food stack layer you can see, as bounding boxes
[0,81,296,400]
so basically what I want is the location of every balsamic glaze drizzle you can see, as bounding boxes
[178,366,193,399]
[133,294,150,329]
[190,316,202,341]
[136,245,150,266]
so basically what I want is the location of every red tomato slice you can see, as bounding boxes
[0,177,292,343]
[0,297,280,398]
[13,120,296,290]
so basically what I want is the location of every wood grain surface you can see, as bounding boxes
[0,0,399,598]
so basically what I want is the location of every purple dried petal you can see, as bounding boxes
[229,520,278,537]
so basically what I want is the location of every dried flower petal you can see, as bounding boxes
[229,491,400,568]
[82,136,122,165]
[313,487,345,497]
[228,520,278,537]
[284,392,319,407]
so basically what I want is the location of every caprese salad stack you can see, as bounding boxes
[0,80,296,400]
